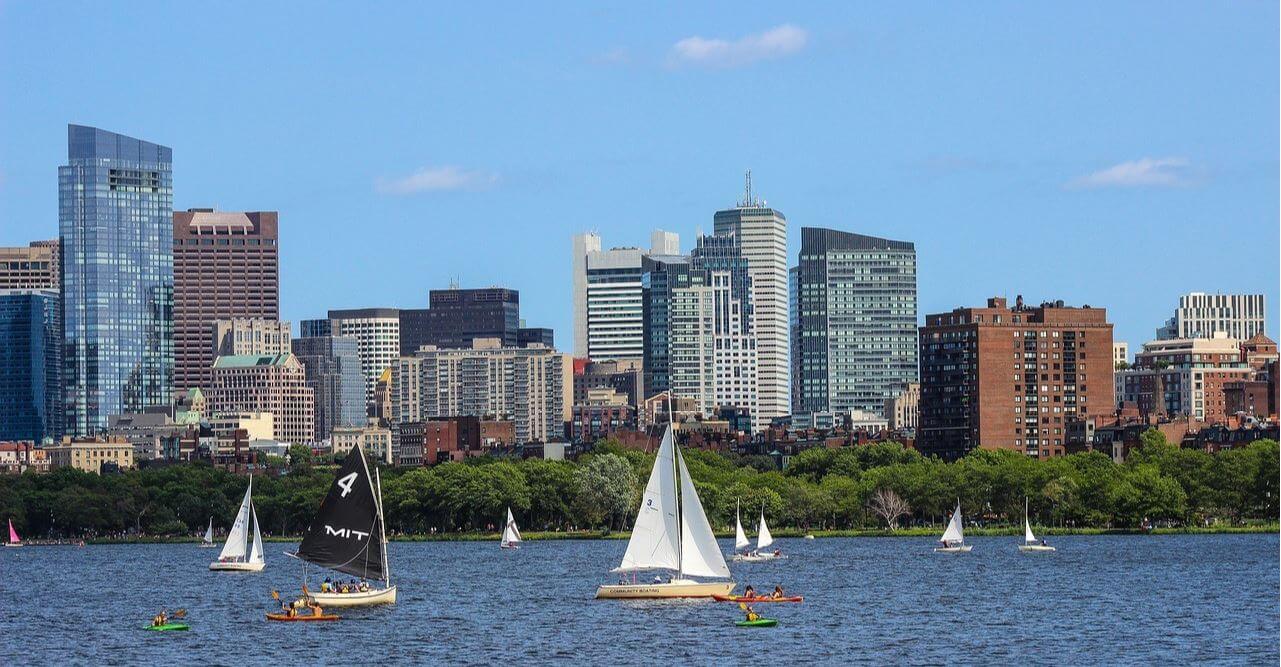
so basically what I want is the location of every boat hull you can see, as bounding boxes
[310,585,397,607]
[735,619,778,628]
[732,553,785,562]
[209,561,265,572]
[144,623,190,631]
[712,594,803,603]
[595,580,735,599]
[4,543,23,548]
[1018,545,1056,552]
[933,545,973,553]
[266,613,340,622]
[198,543,219,548]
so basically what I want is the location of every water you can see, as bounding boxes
[2,534,1276,665]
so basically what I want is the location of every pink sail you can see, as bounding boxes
[8,519,19,544]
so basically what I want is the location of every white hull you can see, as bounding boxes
[209,560,265,572]
[311,585,397,607]
[595,579,735,599]
[4,543,22,548]
[1019,545,1056,552]
[198,543,219,548]
[501,544,520,550]
[732,553,785,562]
[933,545,973,553]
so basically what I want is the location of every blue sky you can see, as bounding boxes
[1,2,1276,351]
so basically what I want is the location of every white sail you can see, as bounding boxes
[734,505,749,551]
[940,501,965,544]
[675,446,731,579]
[203,518,213,545]
[1024,499,1037,544]
[218,479,253,561]
[502,507,522,546]
[249,505,264,564]
[615,426,681,572]
[756,510,774,551]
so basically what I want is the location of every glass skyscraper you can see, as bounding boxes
[0,289,62,442]
[292,334,367,441]
[60,125,173,436]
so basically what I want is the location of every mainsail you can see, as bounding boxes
[1023,498,1037,544]
[502,508,522,546]
[203,518,213,545]
[250,506,264,564]
[940,501,965,544]
[734,504,749,552]
[219,479,254,561]
[676,446,731,579]
[295,444,387,581]
[756,509,774,551]
[615,426,681,573]
[8,519,19,544]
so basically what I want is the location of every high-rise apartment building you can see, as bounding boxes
[0,241,59,289]
[642,254,694,398]
[713,174,789,423]
[60,125,173,436]
[325,308,401,404]
[208,353,315,444]
[0,289,61,442]
[918,297,1114,460]
[572,230,680,361]
[213,318,291,357]
[669,270,760,430]
[1157,292,1266,341]
[292,334,366,441]
[173,209,280,393]
[391,338,571,444]
[1115,334,1254,423]
[791,228,918,417]
[1113,342,1129,367]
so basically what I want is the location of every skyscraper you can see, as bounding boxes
[60,125,173,436]
[293,333,366,441]
[0,289,61,442]
[791,228,919,416]
[326,308,401,404]
[713,173,789,423]
[423,287,520,349]
[1156,292,1266,341]
[173,209,280,393]
[0,241,59,290]
[572,230,680,362]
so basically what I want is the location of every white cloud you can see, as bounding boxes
[375,166,498,195]
[669,24,807,69]
[1067,157,1196,189]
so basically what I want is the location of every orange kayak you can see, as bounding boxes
[712,594,803,603]
[265,612,340,622]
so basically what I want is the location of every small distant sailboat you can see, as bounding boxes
[501,507,522,549]
[199,518,217,548]
[209,478,265,571]
[735,507,783,562]
[934,500,972,553]
[1018,498,1055,552]
[595,423,735,599]
[293,443,396,607]
[730,502,750,559]
[5,519,23,547]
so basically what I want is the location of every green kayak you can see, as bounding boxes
[144,623,190,632]
[735,619,778,628]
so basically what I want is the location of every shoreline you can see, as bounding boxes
[66,524,1279,545]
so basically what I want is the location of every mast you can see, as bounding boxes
[375,465,390,585]
[667,391,684,579]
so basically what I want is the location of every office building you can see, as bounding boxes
[1157,292,1266,341]
[1115,333,1253,423]
[518,327,554,348]
[47,436,134,473]
[0,289,61,442]
[642,253,694,398]
[713,173,789,423]
[572,230,680,361]
[292,334,366,441]
[668,270,760,430]
[792,227,918,418]
[398,308,431,356]
[885,382,920,431]
[208,354,315,444]
[331,425,393,464]
[173,209,279,393]
[391,338,571,444]
[213,318,291,357]
[0,241,59,289]
[60,125,173,436]
[326,308,401,404]
[918,296,1114,460]
[424,287,520,348]
[573,358,643,407]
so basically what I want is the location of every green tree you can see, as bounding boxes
[572,454,637,530]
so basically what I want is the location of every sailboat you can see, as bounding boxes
[934,500,972,553]
[1018,498,1055,552]
[209,477,265,571]
[729,502,750,559]
[734,507,783,562]
[292,443,396,607]
[595,424,735,599]
[5,519,23,547]
[500,507,521,549]
[199,518,217,548]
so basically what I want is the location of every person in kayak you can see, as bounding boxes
[772,585,785,599]
[744,605,760,623]
[151,611,168,628]
[743,584,756,598]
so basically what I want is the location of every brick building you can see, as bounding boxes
[1116,334,1254,423]
[918,296,1114,460]
[208,354,314,444]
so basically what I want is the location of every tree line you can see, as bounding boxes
[0,431,1274,538]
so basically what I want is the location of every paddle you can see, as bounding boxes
[171,609,187,619]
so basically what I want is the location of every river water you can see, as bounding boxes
[2,534,1276,665]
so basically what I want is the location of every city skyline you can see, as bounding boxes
[1,4,1277,357]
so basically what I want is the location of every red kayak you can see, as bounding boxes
[265,613,340,622]
[713,594,803,603]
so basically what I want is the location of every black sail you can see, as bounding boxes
[296,444,386,581]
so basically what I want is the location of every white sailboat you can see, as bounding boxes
[501,507,522,549]
[199,518,217,548]
[209,478,266,571]
[1018,498,1055,552]
[734,507,783,561]
[294,443,396,607]
[730,502,750,558]
[934,500,972,553]
[595,424,735,599]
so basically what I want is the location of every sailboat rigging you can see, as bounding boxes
[934,500,972,553]
[1018,497,1056,552]
[199,518,217,548]
[209,477,265,571]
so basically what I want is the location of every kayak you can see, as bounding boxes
[713,594,803,603]
[735,619,778,628]
[265,613,340,622]
[144,623,190,632]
